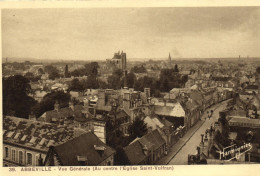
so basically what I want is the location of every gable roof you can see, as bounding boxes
[49,132,115,166]
[123,129,165,165]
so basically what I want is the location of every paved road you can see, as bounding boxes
[168,101,229,165]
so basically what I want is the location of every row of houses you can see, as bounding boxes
[3,116,115,167]
[188,90,260,164]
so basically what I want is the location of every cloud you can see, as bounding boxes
[2,7,260,60]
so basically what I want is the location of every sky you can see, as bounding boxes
[2,7,260,60]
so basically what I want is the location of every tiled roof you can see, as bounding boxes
[51,132,115,166]
[184,100,199,112]
[3,116,86,152]
[123,129,165,165]
[43,105,87,123]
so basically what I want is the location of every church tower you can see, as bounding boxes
[168,53,172,63]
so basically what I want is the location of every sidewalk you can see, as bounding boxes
[156,119,205,165]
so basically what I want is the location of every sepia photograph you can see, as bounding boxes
[1,2,260,175]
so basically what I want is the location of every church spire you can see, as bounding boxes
[168,53,171,62]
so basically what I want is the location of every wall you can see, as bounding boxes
[3,143,46,167]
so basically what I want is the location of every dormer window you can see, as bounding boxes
[77,156,88,166]
[7,131,15,138]
[21,135,28,141]
[94,145,106,157]
[29,137,37,144]
[14,133,21,140]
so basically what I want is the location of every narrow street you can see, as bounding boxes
[167,100,230,165]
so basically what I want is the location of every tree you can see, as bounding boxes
[174,64,179,72]
[68,78,84,92]
[32,91,71,117]
[125,72,136,88]
[114,146,130,165]
[86,75,99,89]
[24,72,34,80]
[3,75,37,118]
[130,65,147,73]
[24,72,41,82]
[98,80,108,89]
[44,65,58,74]
[128,117,148,140]
[160,78,170,92]
[257,67,260,74]
[215,112,231,147]
[49,71,60,80]
[107,69,124,89]
[12,62,26,70]
[38,68,45,75]
[85,62,99,76]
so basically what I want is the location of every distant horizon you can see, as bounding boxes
[2,55,260,63]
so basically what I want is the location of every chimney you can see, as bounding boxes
[54,101,60,112]
[147,97,151,104]
[163,99,166,106]
[142,145,148,156]
[144,88,151,98]
[29,113,36,121]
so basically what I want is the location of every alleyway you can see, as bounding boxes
[156,100,230,165]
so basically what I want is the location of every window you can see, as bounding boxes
[19,151,23,164]
[27,153,32,165]
[11,149,16,161]
[5,147,9,158]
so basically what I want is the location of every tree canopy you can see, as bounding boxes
[3,75,37,118]
[32,91,71,117]
[24,72,41,82]
[44,65,60,80]
[130,65,147,73]
[128,117,148,140]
